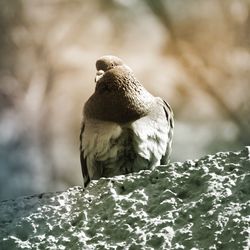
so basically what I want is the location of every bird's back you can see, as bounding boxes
[80,98,173,186]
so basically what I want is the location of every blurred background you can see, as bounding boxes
[0,0,249,200]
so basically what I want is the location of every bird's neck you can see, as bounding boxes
[84,81,154,124]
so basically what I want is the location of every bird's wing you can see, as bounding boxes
[162,99,174,130]
[160,99,174,164]
[80,122,90,187]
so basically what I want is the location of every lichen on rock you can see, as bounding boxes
[0,147,250,249]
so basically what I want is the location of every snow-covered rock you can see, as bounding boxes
[0,147,250,249]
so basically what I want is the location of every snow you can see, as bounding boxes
[0,147,250,249]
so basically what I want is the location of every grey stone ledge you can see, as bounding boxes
[0,147,250,249]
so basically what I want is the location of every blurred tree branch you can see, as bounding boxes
[144,0,250,144]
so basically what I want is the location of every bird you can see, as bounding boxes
[80,55,174,187]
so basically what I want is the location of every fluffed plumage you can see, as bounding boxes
[80,55,174,187]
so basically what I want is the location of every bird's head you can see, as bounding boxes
[95,55,131,83]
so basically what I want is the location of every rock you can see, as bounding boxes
[0,147,249,249]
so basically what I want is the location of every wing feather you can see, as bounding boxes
[80,122,90,187]
[160,99,174,164]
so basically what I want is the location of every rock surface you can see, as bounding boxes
[0,147,250,249]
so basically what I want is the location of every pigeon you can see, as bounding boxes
[80,55,174,187]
